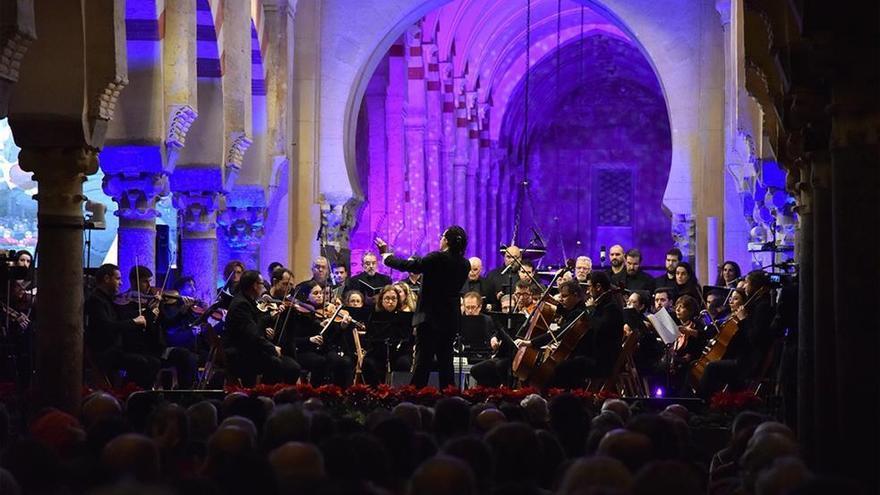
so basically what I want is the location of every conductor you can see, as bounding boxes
[376,226,471,388]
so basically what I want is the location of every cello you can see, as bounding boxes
[689,286,768,387]
[511,264,569,383]
[528,299,590,388]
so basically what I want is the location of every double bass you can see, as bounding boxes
[689,286,768,387]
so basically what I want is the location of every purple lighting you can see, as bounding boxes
[349,0,672,269]
[655,387,664,398]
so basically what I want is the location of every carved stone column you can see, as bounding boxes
[319,193,362,266]
[172,168,225,302]
[0,0,36,117]
[218,186,268,272]
[19,147,97,414]
[102,171,169,283]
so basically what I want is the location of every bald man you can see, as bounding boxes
[461,256,487,300]
[483,245,522,310]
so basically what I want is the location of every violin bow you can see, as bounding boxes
[135,256,142,316]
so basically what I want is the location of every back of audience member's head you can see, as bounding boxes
[601,399,631,423]
[29,408,84,459]
[186,400,218,443]
[521,393,550,428]
[223,395,268,434]
[261,403,310,452]
[372,416,417,480]
[81,392,122,428]
[535,429,566,490]
[269,441,326,493]
[349,432,394,489]
[418,405,434,431]
[587,411,625,455]
[597,428,655,474]
[219,415,258,443]
[309,410,337,445]
[101,433,161,483]
[474,408,507,434]
[408,455,477,495]
[365,407,392,431]
[393,401,423,431]
[413,431,438,466]
[633,460,702,495]
[485,422,541,486]
[202,425,256,477]
[753,421,796,441]
[558,456,633,495]
[549,393,590,457]
[86,415,133,457]
[741,432,801,493]
[2,439,64,494]
[319,435,359,481]
[755,457,812,495]
[442,436,494,494]
[148,403,188,451]
[663,403,690,422]
[626,413,681,460]
[434,397,471,440]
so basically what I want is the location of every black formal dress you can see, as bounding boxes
[223,293,300,385]
[383,250,470,388]
[279,311,353,387]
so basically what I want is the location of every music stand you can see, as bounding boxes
[455,315,494,389]
[366,312,413,380]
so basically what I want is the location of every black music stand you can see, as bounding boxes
[366,312,414,380]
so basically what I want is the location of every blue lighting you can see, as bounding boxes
[654,387,664,397]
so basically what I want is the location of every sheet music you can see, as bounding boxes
[646,307,680,345]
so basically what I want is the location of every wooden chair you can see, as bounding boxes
[748,337,785,397]
[197,323,238,389]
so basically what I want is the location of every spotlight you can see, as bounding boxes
[654,387,664,398]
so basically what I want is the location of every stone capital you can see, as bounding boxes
[218,205,268,251]
[319,193,363,250]
[19,146,98,219]
[173,190,225,238]
[714,0,732,28]
[224,131,253,189]
[0,0,36,117]
[102,171,169,222]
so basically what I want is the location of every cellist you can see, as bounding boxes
[514,273,622,389]
[698,271,776,397]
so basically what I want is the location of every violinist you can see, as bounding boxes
[85,263,156,389]
[120,266,199,388]
[269,267,294,300]
[224,270,301,385]
[220,260,245,302]
[280,280,353,387]
[699,271,776,397]
[329,263,349,304]
[656,294,706,396]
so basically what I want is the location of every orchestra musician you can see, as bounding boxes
[377,226,471,389]
[279,280,354,387]
[361,284,412,386]
[393,282,418,312]
[483,245,522,311]
[345,252,392,303]
[606,245,626,286]
[715,261,743,289]
[673,262,702,302]
[461,256,487,300]
[220,261,245,301]
[513,276,617,389]
[654,248,682,289]
[117,266,198,388]
[654,294,706,396]
[223,270,300,385]
[624,290,666,382]
[400,272,422,299]
[698,271,776,397]
[84,264,155,389]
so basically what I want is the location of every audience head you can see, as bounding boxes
[269,441,326,491]
[441,436,494,494]
[434,397,471,441]
[392,402,423,431]
[632,460,702,495]
[29,408,84,459]
[81,392,122,428]
[520,393,550,427]
[558,456,633,495]
[408,455,477,495]
[597,428,654,473]
[101,433,161,483]
[601,399,631,423]
[485,422,541,484]
[187,401,218,443]
[474,408,507,434]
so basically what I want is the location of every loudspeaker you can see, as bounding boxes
[156,224,170,276]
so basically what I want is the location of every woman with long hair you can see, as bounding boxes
[673,261,702,302]
[715,261,742,288]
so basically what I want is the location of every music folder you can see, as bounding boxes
[366,311,414,344]
[356,279,382,297]
[646,306,680,345]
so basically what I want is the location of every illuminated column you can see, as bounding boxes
[453,87,469,228]
[385,42,406,253]
[477,110,492,261]
[466,99,479,254]
[423,42,442,244]
[172,169,225,303]
[404,25,426,252]
[440,63,456,229]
